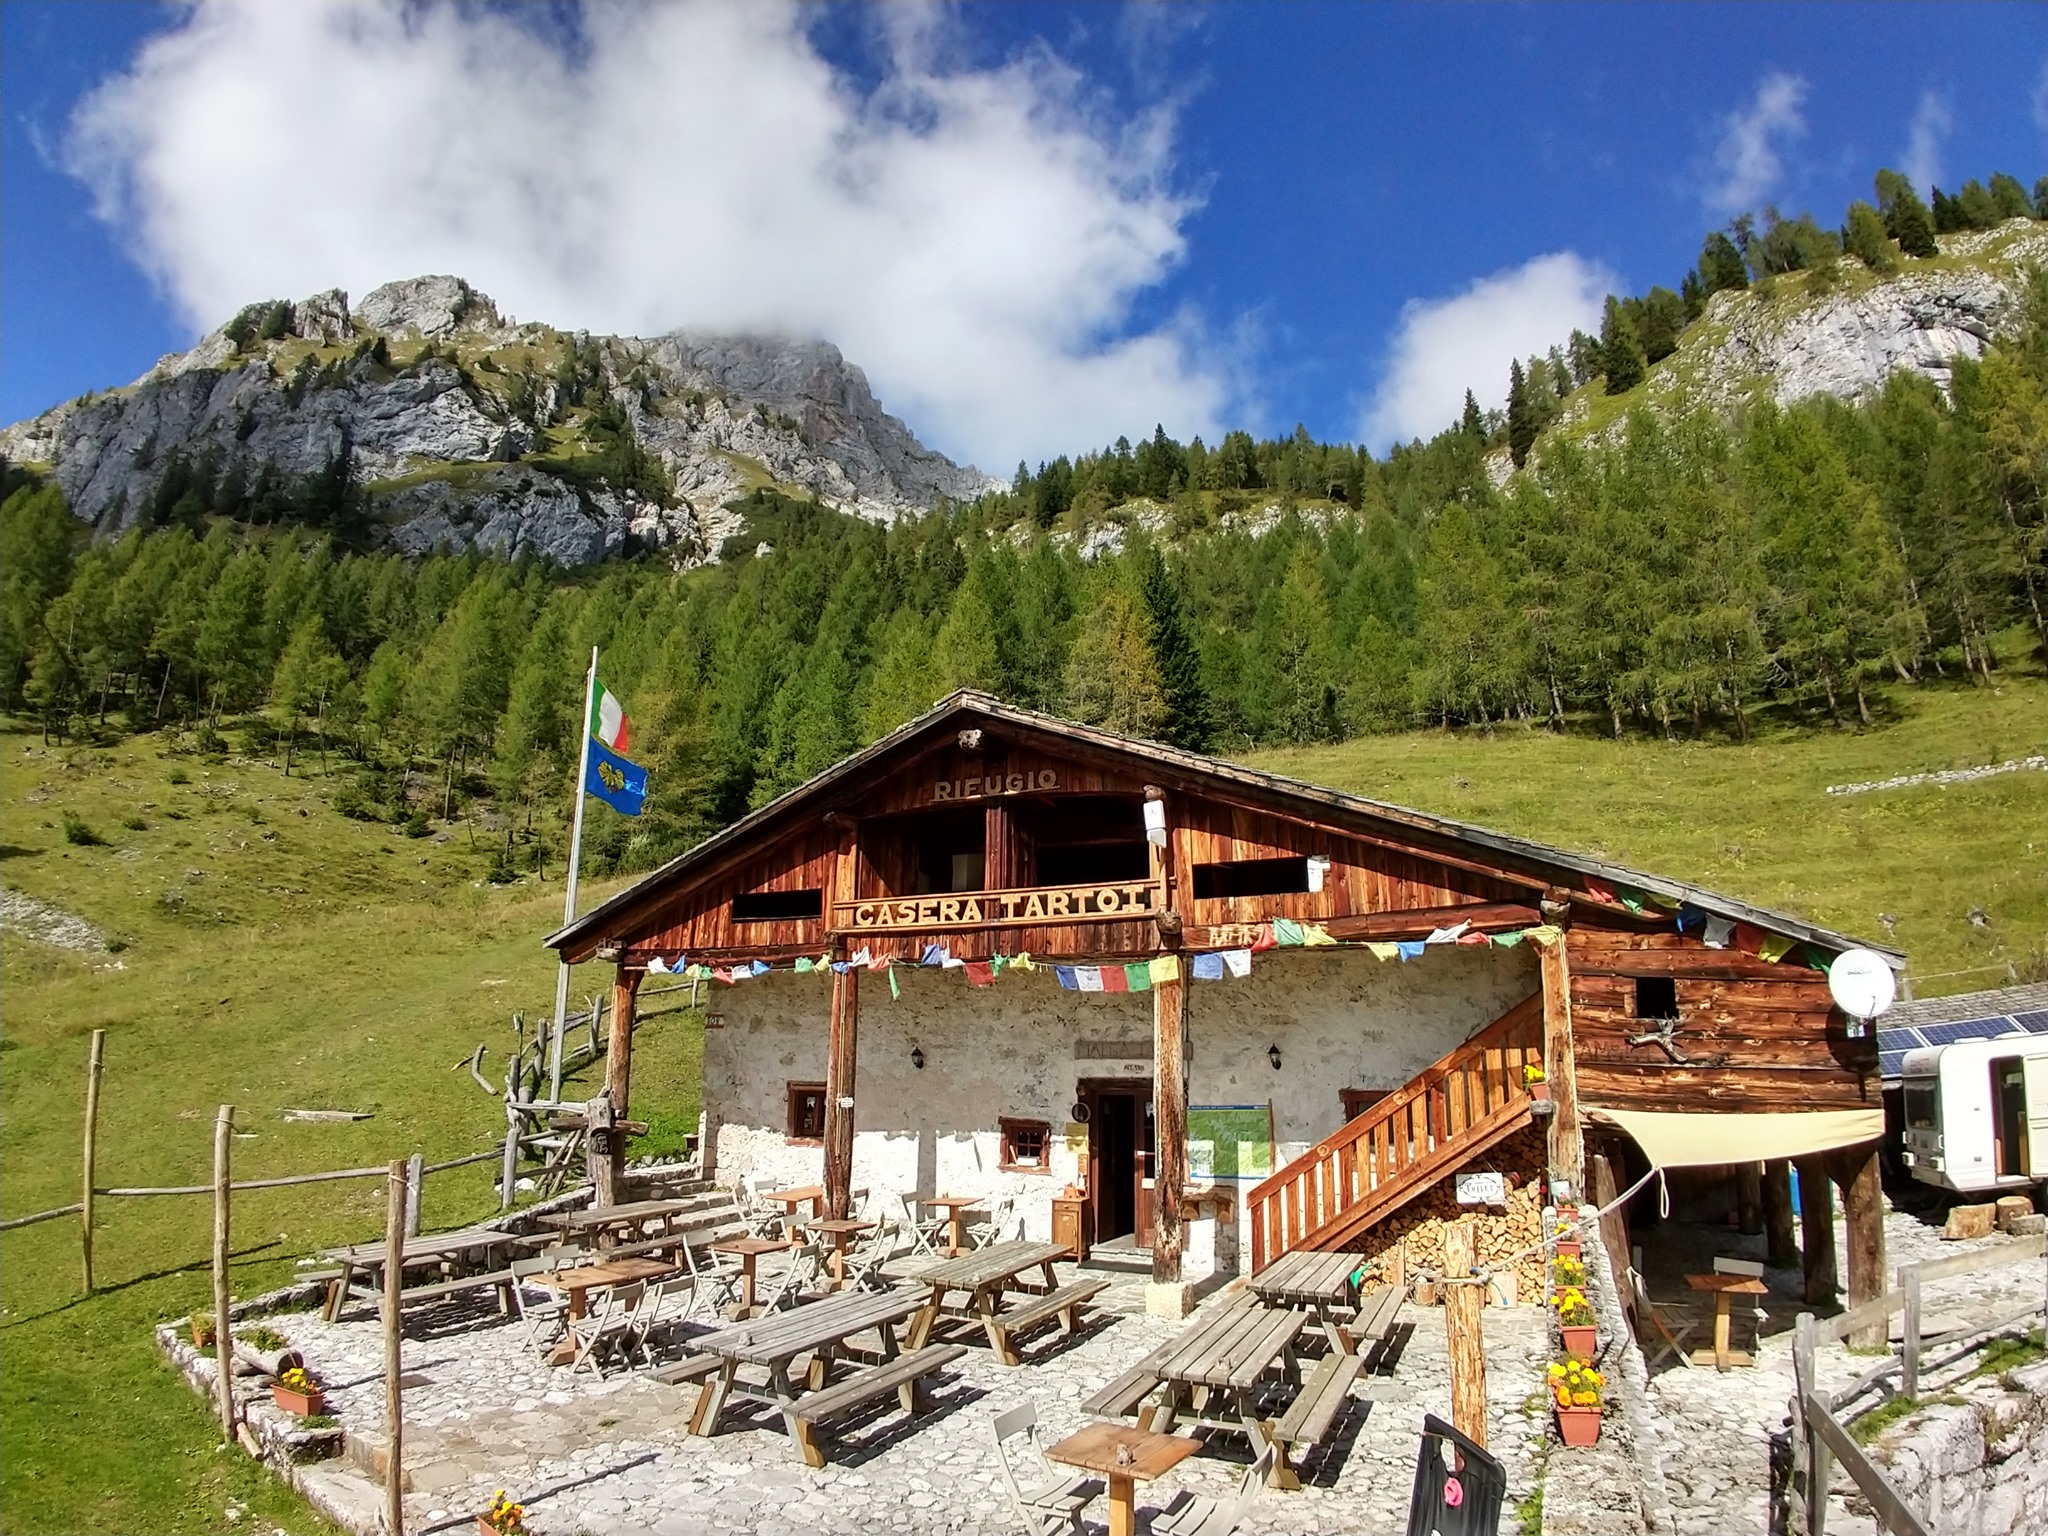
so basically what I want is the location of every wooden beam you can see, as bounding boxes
[823,962,859,1221]
[1152,974,1189,1287]
[1795,1155,1838,1305]
[600,965,641,1206]
[1762,1159,1798,1268]
[1835,1141,1886,1348]
[1537,930,1584,1195]
[1736,1162,1762,1235]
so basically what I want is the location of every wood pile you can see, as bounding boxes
[1347,1125,1547,1303]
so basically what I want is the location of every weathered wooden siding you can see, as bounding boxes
[1567,928,1878,1112]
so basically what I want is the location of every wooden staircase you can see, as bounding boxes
[1247,992,1545,1272]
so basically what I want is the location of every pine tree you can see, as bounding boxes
[859,608,934,741]
[1062,586,1166,738]
[1697,232,1750,295]
[1137,546,1214,750]
[1461,391,1485,440]
[1843,201,1899,273]
[1600,297,1646,395]
[1875,169,1939,256]
[1507,359,1537,469]
[1988,173,2033,222]
[930,565,1004,694]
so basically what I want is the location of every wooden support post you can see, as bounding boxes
[1762,1159,1798,1268]
[403,1151,425,1237]
[80,1029,105,1293]
[1589,1149,1633,1328]
[498,1097,520,1213]
[1151,971,1188,1289]
[1535,918,1583,1195]
[1442,1218,1487,1448]
[1900,1265,1921,1399]
[1837,1141,1886,1349]
[1736,1161,1762,1235]
[211,1104,236,1442]
[600,964,640,1206]
[1794,1311,1828,1536]
[383,1158,407,1536]
[587,1095,619,1209]
[823,961,859,1221]
[1795,1155,1838,1305]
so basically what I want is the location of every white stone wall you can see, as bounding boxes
[702,941,1540,1276]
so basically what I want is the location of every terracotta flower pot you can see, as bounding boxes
[1561,1324,1597,1360]
[272,1383,324,1416]
[1556,1404,1601,1447]
[1529,1081,1550,1102]
[1554,1239,1582,1260]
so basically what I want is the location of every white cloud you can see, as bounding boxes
[2033,56,2048,136]
[1358,252,1614,449]
[60,0,1232,471]
[1702,71,1807,214]
[1902,90,1952,196]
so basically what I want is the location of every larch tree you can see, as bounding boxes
[1062,585,1167,738]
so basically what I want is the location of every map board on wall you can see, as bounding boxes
[1187,1104,1275,1182]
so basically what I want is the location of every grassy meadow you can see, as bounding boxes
[1,646,2044,1533]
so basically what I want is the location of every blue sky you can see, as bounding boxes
[3,1,2043,469]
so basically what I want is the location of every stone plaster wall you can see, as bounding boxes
[1869,1360,2048,1535]
[703,942,1539,1277]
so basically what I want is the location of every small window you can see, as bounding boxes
[999,1118,1051,1172]
[1634,976,1680,1021]
[1192,857,1311,901]
[732,888,824,923]
[1340,1088,1390,1121]
[787,1082,827,1141]
[1037,841,1151,885]
[1903,1083,1937,1132]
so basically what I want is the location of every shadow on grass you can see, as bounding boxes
[0,1238,283,1329]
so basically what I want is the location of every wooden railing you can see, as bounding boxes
[1247,991,1544,1272]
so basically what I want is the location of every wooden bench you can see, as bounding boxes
[784,1343,967,1468]
[985,1277,1108,1362]
[649,1355,723,1386]
[1353,1285,1404,1347]
[1260,1351,1364,1489]
[398,1267,517,1311]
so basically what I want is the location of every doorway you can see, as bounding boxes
[1080,1079,1153,1247]
[1995,1061,2029,1178]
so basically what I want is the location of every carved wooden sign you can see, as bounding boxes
[930,768,1059,802]
[836,880,1156,932]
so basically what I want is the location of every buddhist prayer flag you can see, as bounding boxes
[1191,952,1225,981]
[1702,917,1734,949]
[888,964,901,1000]
[1055,965,1077,989]
[585,737,648,816]
[1583,877,1616,904]
[965,961,995,986]
[1757,934,1796,964]
[1272,918,1305,947]
[921,944,949,967]
[589,675,632,753]
[1396,940,1426,960]
[1077,966,1105,992]
[1488,932,1525,949]
[1366,942,1400,960]
[1149,954,1182,984]
[1250,924,1278,953]
[1098,966,1129,993]
[1455,930,1490,945]
[1302,924,1337,947]
[1424,920,1470,945]
[1222,949,1253,978]
[1122,963,1152,991]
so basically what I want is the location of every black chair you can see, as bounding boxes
[1404,1413,1506,1536]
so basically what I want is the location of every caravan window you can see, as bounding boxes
[1903,1083,1937,1131]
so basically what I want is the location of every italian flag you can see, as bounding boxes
[589,676,632,753]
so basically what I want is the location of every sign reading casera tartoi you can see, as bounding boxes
[930,769,1058,802]
[836,880,1155,931]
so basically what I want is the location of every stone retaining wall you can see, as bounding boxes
[1861,1359,2048,1533]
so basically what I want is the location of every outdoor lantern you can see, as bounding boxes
[911,1046,925,1070]
[1268,1043,1283,1071]
[1143,796,1168,848]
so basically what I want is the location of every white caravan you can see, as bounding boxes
[1900,1035,2048,1195]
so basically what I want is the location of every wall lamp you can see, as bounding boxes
[1268,1044,1283,1071]
[911,1046,926,1071]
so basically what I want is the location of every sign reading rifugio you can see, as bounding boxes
[929,769,1060,802]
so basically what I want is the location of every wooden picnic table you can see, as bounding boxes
[537,1196,704,1249]
[1245,1248,1364,1355]
[800,1218,877,1289]
[760,1185,825,1233]
[713,1235,796,1316]
[318,1227,525,1321]
[1685,1272,1769,1370]
[908,1239,1105,1365]
[1045,1421,1198,1536]
[532,1254,678,1364]
[921,1194,984,1257]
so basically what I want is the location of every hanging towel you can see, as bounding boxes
[1302,924,1337,947]
[1396,941,1426,961]
[1149,954,1182,984]
[921,943,948,967]
[1425,920,1471,945]
[1123,962,1153,991]
[1191,952,1226,981]
[1702,917,1734,949]
[1366,942,1401,961]
[1272,918,1306,947]
[965,960,995,986]
[1054,966,1079,990]
[1222,949,1253,978]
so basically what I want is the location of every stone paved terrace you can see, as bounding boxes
[213,1259,1551,1536]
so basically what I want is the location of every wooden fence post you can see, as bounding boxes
[404,1151,425,1237]
[211,1104,236,1441]
[383,1158,407,1536]
[1901,1266,1920,1400]
[1443,1218,1488,1448]
[80,1029,105,1293]
[1794,1311,1824,1536]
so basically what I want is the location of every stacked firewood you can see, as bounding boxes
[1345,1125,1548,1303]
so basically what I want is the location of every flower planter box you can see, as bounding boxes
[1561,1324,1597,1360]
[1556,1405,1602,1447]
[272,1383,325,1417]
[1529,1081,1551,1102]
[1553,1238,1582,1260]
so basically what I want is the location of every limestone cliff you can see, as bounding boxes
[0,275,1000,567]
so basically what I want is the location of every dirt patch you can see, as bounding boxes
[0,886,124,969]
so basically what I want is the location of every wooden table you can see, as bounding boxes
[538,1196,704,1249]
[800,1218,877,1289]
[713,1235,796,1316]
[909,1239,1069,1363]
[531,1254,679,1365]
[1685,1272,1770,1370]
[1045,1421,1199,1536]
[922,1194,984,1257]
[1245,1248,1363,1354]
[761,1185,826,1235]
[686,1285,931,1439]
[318,1227,524,1321]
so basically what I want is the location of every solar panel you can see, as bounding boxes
[1877,1026,1926,1055]
[2014,1010,2048,1035]
[1920,1017,2018,1046]
[1879,1049,1910,1078]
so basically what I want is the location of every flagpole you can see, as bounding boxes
[549,645,600,1107]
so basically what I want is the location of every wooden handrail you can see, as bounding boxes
[1248,991,1543,1271]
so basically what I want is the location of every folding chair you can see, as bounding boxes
[759,1242,826,1313]
[509,1253,573,1352]
[1628,1247,1696,1370]
[990,1402,1100,1536]
[843,1217,900,1292]
[566,1281,645,1377]
[899,1192,948,1260]
[967,1194,1017,1250]
[739,1175,784,1239]
[627,1276,697,1365]
[1153,1442,1274,1536]
[682,1234,743,1318]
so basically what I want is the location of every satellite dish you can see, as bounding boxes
[1828,948,1897,1020]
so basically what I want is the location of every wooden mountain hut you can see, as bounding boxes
[545,691,1898,1316]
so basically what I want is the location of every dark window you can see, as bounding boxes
[1037,841,1150,886]
[732,889,824,923]
[787,1082,826,1140]
[999,1118,1051,1171]
[1192,857,1311,901]
[1340,1088,1390,1121]
[1903,1083,1937,1132]
[1633,976,1680,1021]
[912,810,986,893]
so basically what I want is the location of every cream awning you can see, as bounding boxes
[1586,1106,1884,1168]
